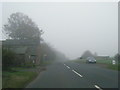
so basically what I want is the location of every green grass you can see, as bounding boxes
[71,59,115,65]
[41,60,54,66]
[0,71,2,89]
[71,59,86,63]
[11,67,28,71]
[2,71,38,88]
[107,64,120,71]
[95,59,112,64]
[11,66,37,71]
[71,59,119,71]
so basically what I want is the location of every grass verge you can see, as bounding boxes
[70,59,119,71]
[107,64,120,71]
[0,79,1,89]
[2,71,38,88]
[40,60,54,66]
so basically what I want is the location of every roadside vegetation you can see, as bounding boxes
[71,59,119,71]
[2,71,38,88]
[107,64,119,71]
[2,47,55,88]
[40,60,54,66]
[2,12,67,88]
[70,50,120,71]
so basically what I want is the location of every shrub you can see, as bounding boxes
[2,48,16,70]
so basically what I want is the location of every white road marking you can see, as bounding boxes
[66,66,70,69]
[94,85,102,90]
[72,70,83,77]
[64,64,66,66]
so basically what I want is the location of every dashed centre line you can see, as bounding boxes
[63,63,104,89]
[66,66,70,69]
[72,70,83,77]
[64,63,83,77]
[64,63,70,69]
[94,85,103,90]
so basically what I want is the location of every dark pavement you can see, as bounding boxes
[26,61,118,88]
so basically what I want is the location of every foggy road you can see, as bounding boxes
[26,61,118,89]
[2,2,119,89]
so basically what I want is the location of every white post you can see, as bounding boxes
[112,60,116,65]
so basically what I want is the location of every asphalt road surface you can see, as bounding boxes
[26,61,118,89]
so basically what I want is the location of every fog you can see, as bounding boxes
[1,2,118,59]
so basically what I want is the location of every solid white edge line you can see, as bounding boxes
[94,85,102,90]
[72,70,83,77]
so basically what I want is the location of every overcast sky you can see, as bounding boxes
[1,2,118,59]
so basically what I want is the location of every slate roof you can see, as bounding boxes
[2,39,38,55]
[9,47,28,54]
[2,39,39,46]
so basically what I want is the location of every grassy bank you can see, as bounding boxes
[2,60,54,88]
[40,60,55,66]
[71,59,86,63]
[96,59,119,71]
[107,64,119,71]
[2,70,38,88]
[71,59,119,71]
[0,71,2,89]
